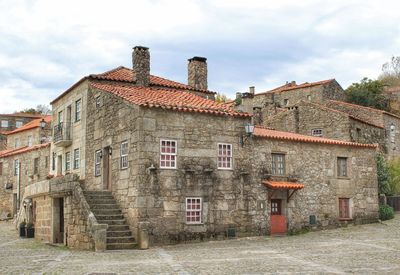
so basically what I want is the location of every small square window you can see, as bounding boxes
[1,120,9,128]
[217,143,232,169]
[160,139,177,169]
[283,99,289,106]
[186,197,202,224]
[307,95,312,101]
[15,138,20,148]
[27,135,33,147]
[272,153,285,175]
[311,129,323,137]
[337,157,348,177]
[16,120,23,128]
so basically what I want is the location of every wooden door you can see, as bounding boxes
[270,199,287,234]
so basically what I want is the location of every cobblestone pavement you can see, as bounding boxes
[1,216,400,275]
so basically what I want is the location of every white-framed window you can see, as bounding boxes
[390,124,395,143]
[120,141,128,169]
[186,197,202,224]
[65,152,71,172]
[217,143,232,169]
[14,138,20,148]
[1,120,9,128]
[27,135,33,147]
[272,153,285,175]
[73,148,80,169]
[16,120,23,128]
[95,150,102,176]
[160,139,177,169]
[75,99,81,122]
[14,159,19,176]
[311,129,323,137]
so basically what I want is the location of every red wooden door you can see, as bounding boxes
[270,199,287,234]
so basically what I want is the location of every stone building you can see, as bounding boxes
[384,86,400,115]
[14,47,379,251]
[0,113,44,150]
[0,115,51,219]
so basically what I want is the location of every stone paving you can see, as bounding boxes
[1,216,400,274]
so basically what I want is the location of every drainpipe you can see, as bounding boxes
[16,160,20,211]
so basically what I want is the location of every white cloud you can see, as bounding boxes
[0,0,400,108]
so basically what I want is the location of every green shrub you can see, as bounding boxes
[379,204,395,221]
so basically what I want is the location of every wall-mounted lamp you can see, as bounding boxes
[40,118,46,129]
[240,122,255,147]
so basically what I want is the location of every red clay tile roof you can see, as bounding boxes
[299,101,385,129]
[256,79,336,96]
[6,115,51,135]
[328,100,400,120]
[254,126,377,148]
[0,113,44,118]
[262,180,304,190]
[89,66,215,94]
[90,82,251,118]
[0,143,50,158]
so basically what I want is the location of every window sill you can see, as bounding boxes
[186,223,204,225]
[338,218,353,221]
[160,167,177,170]
[217,168,233,171]
[337,177,351,180]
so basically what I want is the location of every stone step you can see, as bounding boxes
[92,209,122,215]
[107,224,130,231]
[94,214,124,220]
[107,236,136,244]
[89,204,120,210]
[107,230,133,237]
[97,219,126,225]
[106,243,137,250]
[85,195,114,200]
[86,199,117,205]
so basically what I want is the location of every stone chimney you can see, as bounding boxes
[188,57,207,90]
[249,86,255,95]
[132,46,150,87]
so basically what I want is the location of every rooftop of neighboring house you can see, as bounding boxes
[254,126,377,149]
[254,79,338,96]
[6,115,52,135]
[0,113,44,119]
[89,82,251,118]
[326,100,400,121]
[0,143,50,158]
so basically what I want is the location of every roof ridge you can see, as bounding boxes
[256,78,335,96]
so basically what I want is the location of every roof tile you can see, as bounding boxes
[0,143,50,158]
[262,180,304,190]
[7,115,51,135]
[254,126,377,148]
[90,82,251,118]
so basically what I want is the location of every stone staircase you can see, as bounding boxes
[84,190,136,250]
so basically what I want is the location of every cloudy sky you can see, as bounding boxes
[0,0,399,113]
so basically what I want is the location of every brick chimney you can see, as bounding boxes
[188,57,207,90]
[132,46,150,87]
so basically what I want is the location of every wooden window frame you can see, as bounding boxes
[311,129,323,137]
[160,139,177,169]
[95,150,102,176]
[337,157,348,178]
[271,153,286,175]
[65,152,71,172]
[120,141,129,170]
[217,143,233,170]
[339,198,351,220]
[73,148,80,170]
[75,99,81,122]
[186,197,202,224]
